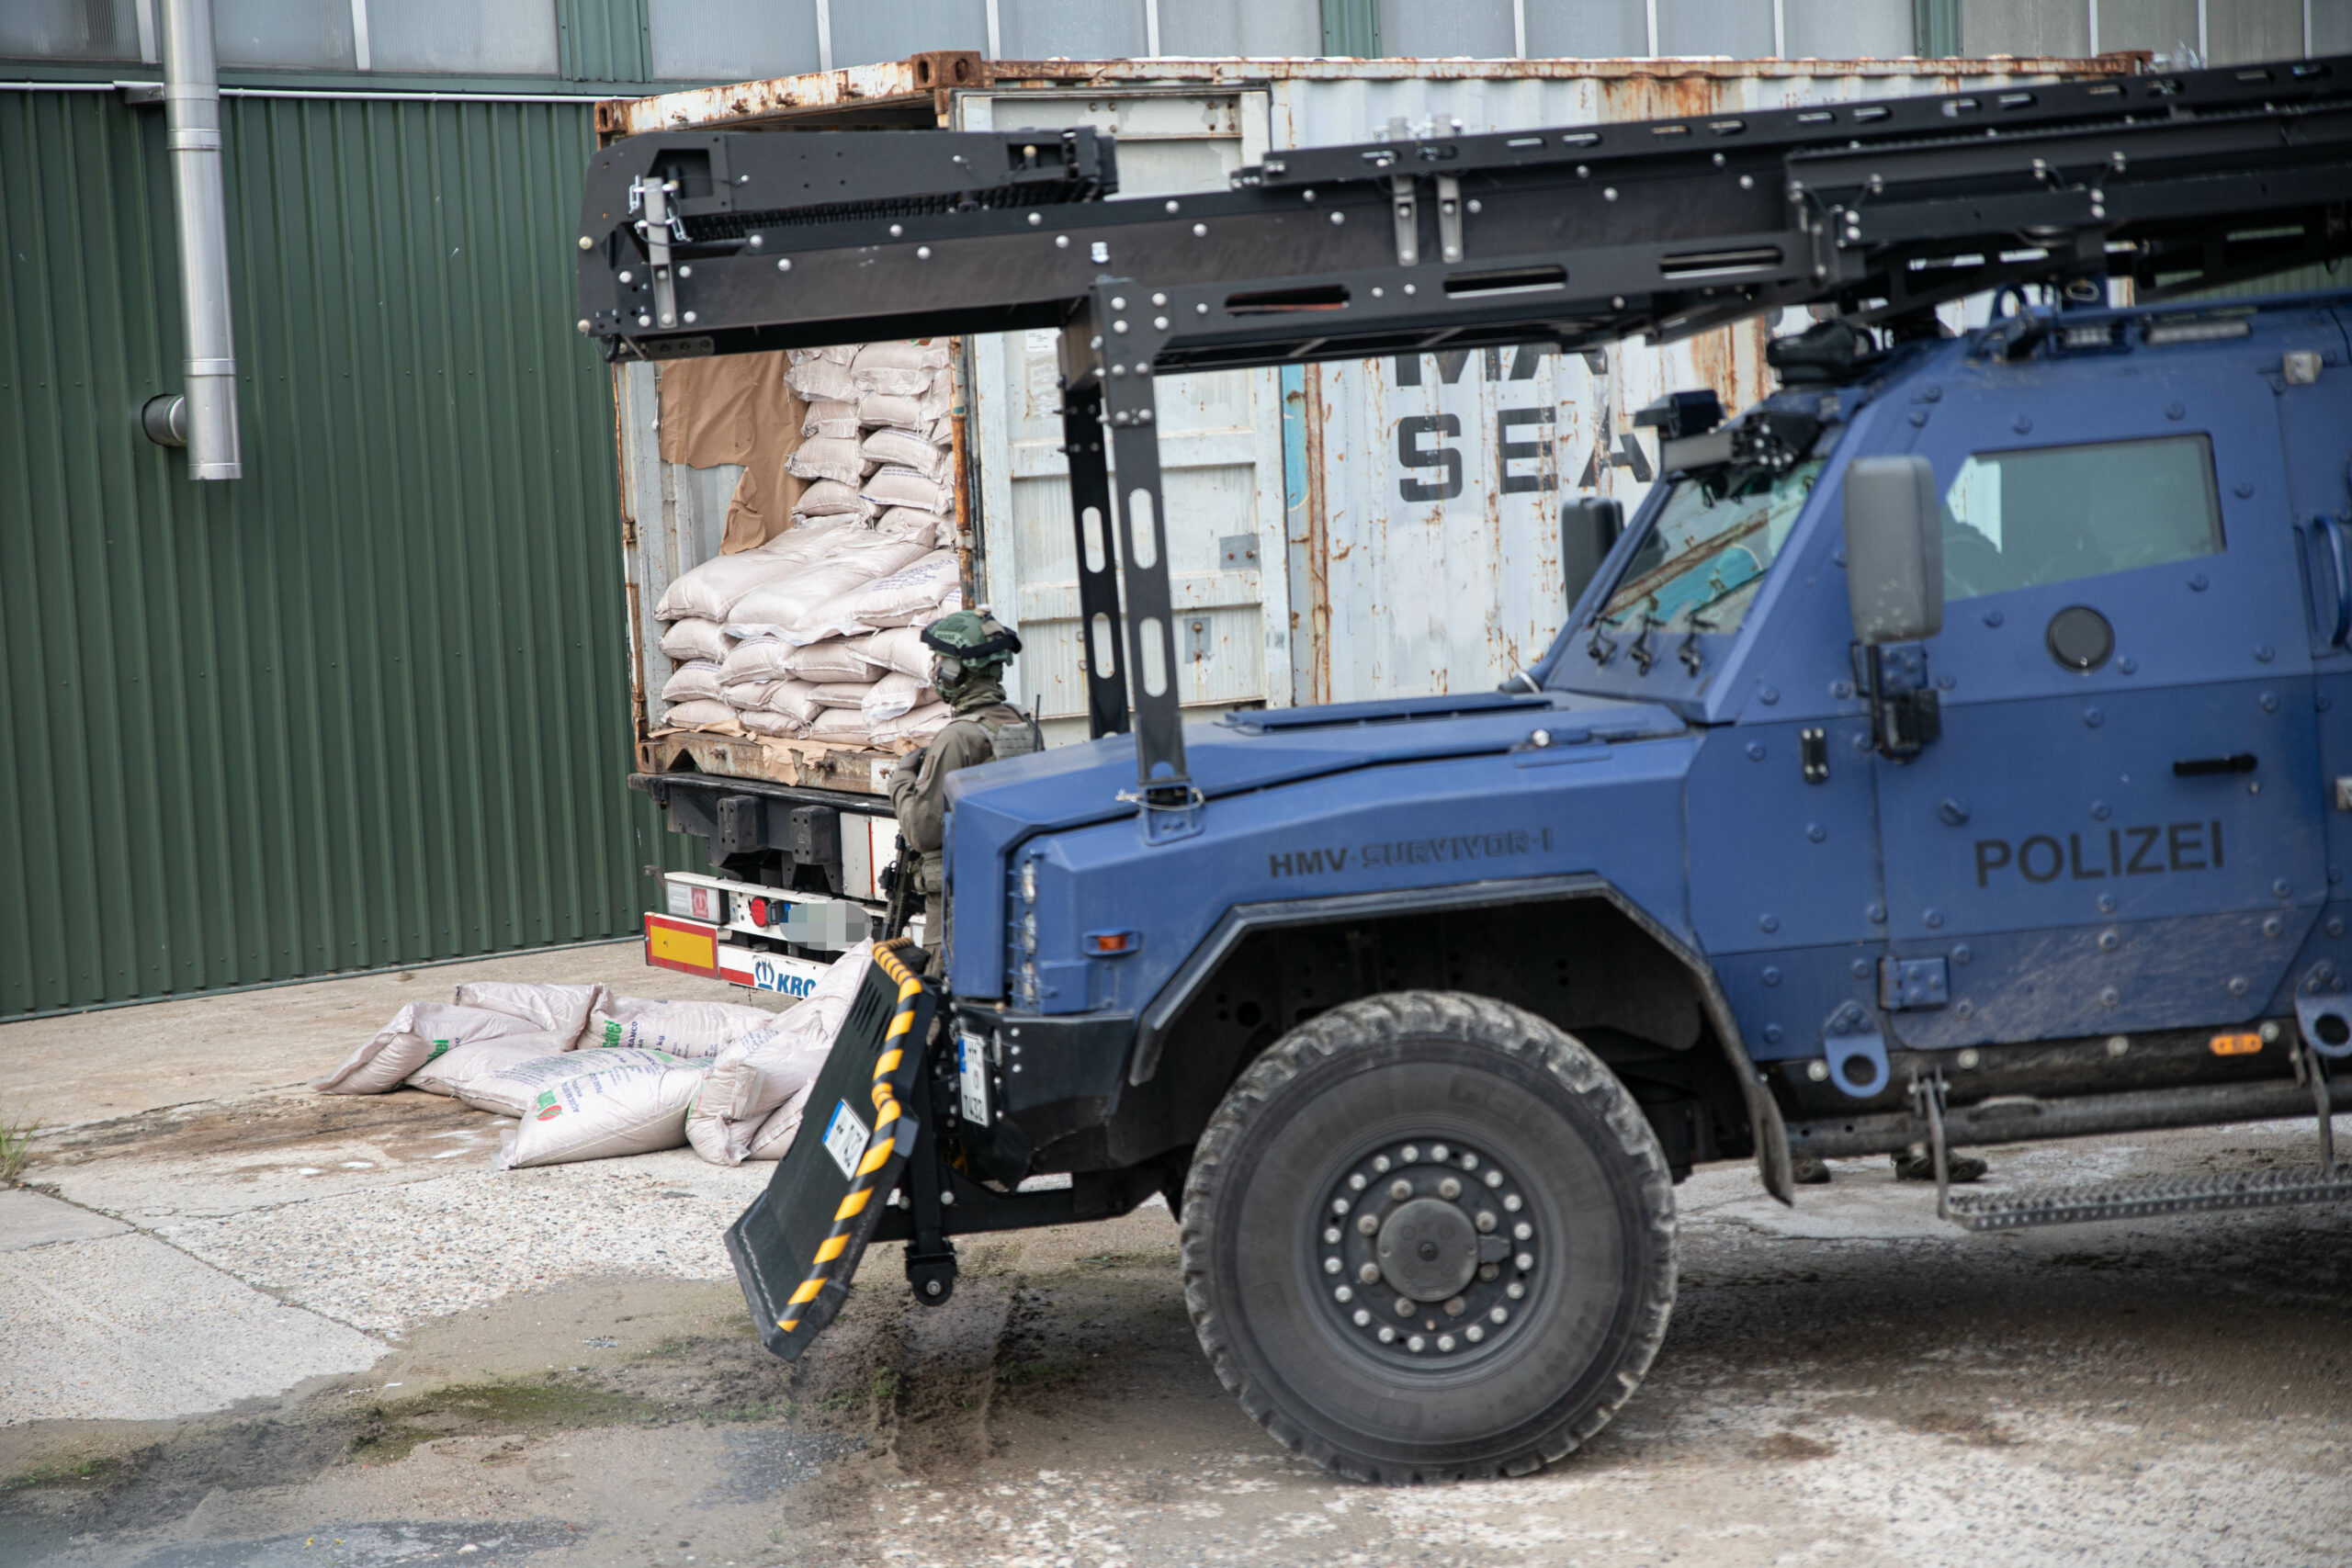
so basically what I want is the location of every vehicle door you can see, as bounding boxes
[1871,341,2324,1049]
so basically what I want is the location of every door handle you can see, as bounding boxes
[2173,753,2257,777]
[2315,513,2351,648]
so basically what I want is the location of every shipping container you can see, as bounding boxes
[601,51,2129,986]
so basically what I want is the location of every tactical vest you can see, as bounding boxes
[971,703,1041,762]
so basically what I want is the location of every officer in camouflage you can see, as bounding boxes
[888,609,1039,962]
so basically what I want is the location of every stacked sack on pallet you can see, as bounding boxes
[311,944,871,1169]
[654,340,963,750]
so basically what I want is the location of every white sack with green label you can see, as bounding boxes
[313,1004,548,1096]
[497,1054,713,1168]
[686,942,872,1165]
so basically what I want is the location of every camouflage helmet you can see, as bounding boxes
[920,608,1022,671]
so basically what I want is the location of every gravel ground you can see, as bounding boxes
[5,962,2350,1566]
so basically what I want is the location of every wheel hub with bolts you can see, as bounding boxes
[1318,1137,1536,1359]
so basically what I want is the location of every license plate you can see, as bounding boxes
[956,1027,991,1126]
[820,1099,870,1180]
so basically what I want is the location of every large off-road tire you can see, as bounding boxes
[1179,991,1676,1483]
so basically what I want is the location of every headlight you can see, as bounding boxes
[1020,859,1038,903]
[1020,912,1037,953]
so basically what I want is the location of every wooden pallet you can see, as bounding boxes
[639,728,918,795]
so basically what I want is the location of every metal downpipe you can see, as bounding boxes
[160,0,241,479]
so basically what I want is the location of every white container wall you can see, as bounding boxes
[956,89,1291,747]
[1261,64,2094,704]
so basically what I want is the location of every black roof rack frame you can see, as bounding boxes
[579,55,2352,805]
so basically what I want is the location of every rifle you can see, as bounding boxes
[881,830,914,941]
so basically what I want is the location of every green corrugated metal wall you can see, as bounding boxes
[0,88,676,1019]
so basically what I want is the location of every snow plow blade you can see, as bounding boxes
[726,940,934,1361]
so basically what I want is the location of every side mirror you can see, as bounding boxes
[1561,496,1624,612]
[1842,456,1945,759]
[1842,455,1943,645]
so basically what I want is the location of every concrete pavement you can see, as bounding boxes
[3,951,2350,1566]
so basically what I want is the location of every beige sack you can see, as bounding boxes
[791,479,874,524]
[408,1032,575,1100]
[496,1057,711,1168]
[802,549,959,640]
[809,707,869,745]
[872,701,953,746]
[853,624,934,680]
[589,996,781,1058]
[806,678,880,708]
[860,465,952,515]
[312,1003,548,1096]
[802,399,860,439]
[784,355,858,403]
[862,671,936,726]
[785,434,870,486]
[725,536,933,645]
[450,982,606,1045]
[741,709,808,739]
[782,638,877,684]
[686,943,872,1165]
[661,661,727,704]
[659,698,742,734]
[659,619,730,665]
[861,426,949,482]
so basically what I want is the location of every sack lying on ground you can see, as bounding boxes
[872,701,953,746]
[589,996,780,1057]
[862,672,936,725]
[659,619,729,665]
[660,661,727,704]
[455,1047,681,1118]
[408,1032,574,1100]
[313,1004,548,1095]
[861,426,949,482]
[686,942,873,1165]
[659,698,741,734]
[496,1055,712,1168]
[853,625,933,680]
[451,982,605,1045]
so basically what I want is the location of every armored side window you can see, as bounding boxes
[1595,457,1826,637]
[1939,434,2222,602]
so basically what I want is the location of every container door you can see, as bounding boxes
[956,90,1290,746]
[1871,351,2324,1050]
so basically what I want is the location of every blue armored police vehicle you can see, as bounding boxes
[579,55,2352,1480]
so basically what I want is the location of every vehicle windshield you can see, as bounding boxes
[1595,457,1826,637]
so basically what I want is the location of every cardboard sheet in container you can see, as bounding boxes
[603,50,2126,767]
